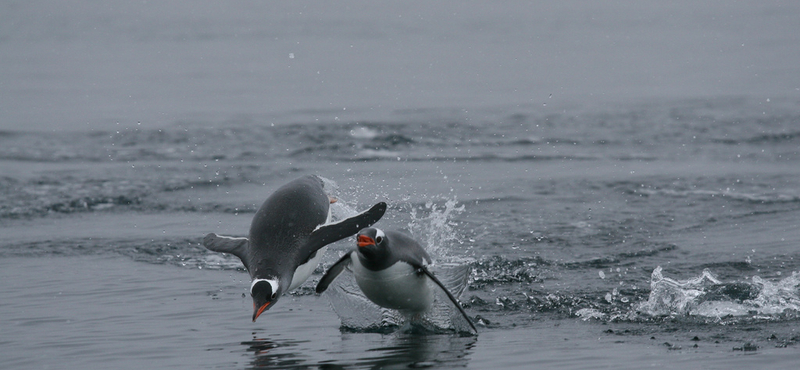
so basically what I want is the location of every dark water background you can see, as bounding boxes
[2,1,800,369]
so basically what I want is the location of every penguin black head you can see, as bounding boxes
[250,279,281,322]
[356,228,392,268]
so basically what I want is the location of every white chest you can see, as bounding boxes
[287,207,333,292]
[287,246,327,291]
[350,252,435,313]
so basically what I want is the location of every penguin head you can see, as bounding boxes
[356,228,389,261]
[250,278,281,322]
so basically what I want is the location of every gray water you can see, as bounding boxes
[2,1,800,369]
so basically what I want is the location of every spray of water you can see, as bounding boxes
[407,198,467,263]
[635,266,800,320]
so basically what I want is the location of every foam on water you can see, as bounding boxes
[634,266,800,321]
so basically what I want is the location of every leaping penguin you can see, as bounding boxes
[203,175,386,322]
[316,227,477,333]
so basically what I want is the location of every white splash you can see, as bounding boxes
[407,198,466,262]
[576,308,606,321]
[349,126,379,139]
[635,266,800,320]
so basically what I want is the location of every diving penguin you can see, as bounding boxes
[316,227,477,332]
[203,175,386,321]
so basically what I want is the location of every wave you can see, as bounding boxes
[632,187,800,205]
[5,218,799,329]
[463,251,800,326]
[0,178,148,219]
[632,267,800,321]
[471,256,549,287]
[0,120,602,164]
[339,150,598,163]
[3,97,799,167]
[0,237,211,263]
[713,130,800,145]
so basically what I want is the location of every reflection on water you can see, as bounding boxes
[241,330,476,369]
[352,332,476,369]
[242,335,309,369]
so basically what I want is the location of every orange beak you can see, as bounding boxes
[253,302,270,322]
[357,235,375,247]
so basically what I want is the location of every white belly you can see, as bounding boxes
[350,252,435,313]
[288,246,327,291]
[287,208,333,292]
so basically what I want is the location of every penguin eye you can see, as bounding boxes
[271,292,277,299]
[375,236,383,244]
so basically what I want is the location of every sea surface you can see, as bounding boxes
[2,1,800,369]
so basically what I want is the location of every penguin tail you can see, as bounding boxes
[203,233,250,270]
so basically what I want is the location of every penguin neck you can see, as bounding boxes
[250,262,290,289]
[250,278,280,295]
[356,247,395,271]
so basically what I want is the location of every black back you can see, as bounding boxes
[247,175,329,281]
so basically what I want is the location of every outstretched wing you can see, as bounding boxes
[203,233,250,270]
[418,265,478,334]
[316,252,352,294]
[305,202,387,252]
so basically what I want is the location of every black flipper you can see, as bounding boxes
[306,202,387,252]
[418,265,478,334]
[203,233,250,270]
[315,252,352,294]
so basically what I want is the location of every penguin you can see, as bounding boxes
[316,227,477,332]
[203,175,386,322]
